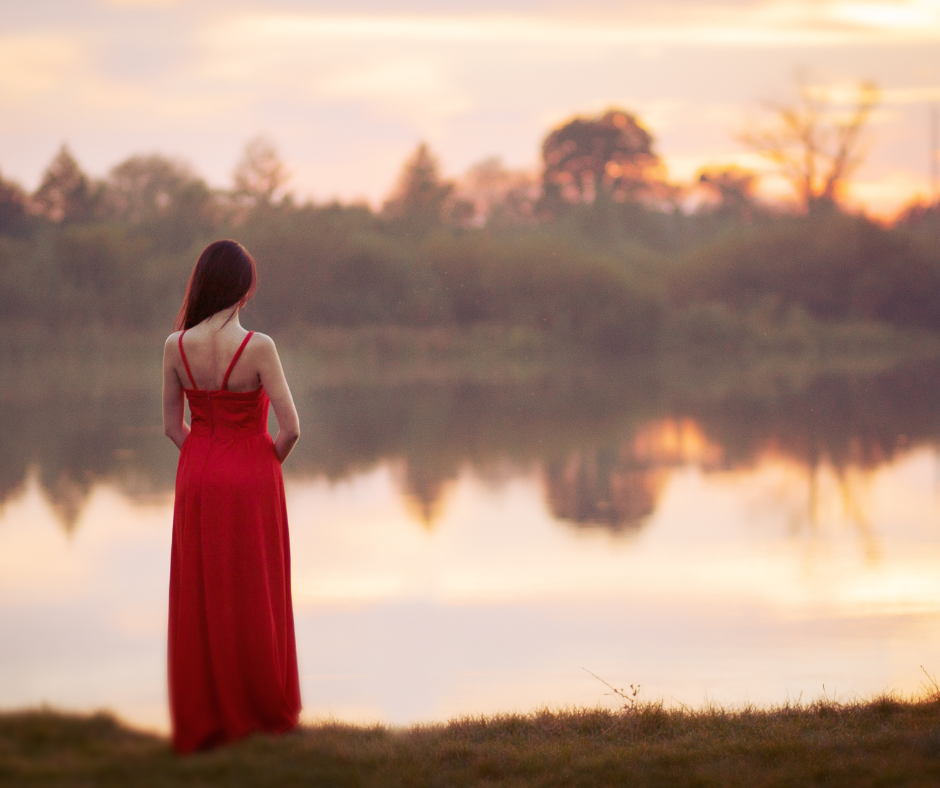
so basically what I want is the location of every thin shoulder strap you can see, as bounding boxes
[178,331,197,389]
[221,331,254,391]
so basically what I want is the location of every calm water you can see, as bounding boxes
[3,351,940,732]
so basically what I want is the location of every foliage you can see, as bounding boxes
[671,213,940,330]
[0,169,32,236]
[695,166,762,224]
[540,108,665,216]
[3,130,940,358]
[450,157,539,228]
[382,143,454,236]
[104,154,217,252]
[32,145,101,224]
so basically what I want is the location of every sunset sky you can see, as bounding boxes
[3,0,940,215]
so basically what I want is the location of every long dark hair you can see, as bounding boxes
[174,240,257,330]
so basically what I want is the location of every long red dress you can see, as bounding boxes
[168,330,301,754]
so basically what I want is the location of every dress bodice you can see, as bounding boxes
[184,387,270,441]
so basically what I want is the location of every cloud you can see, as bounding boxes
[201,4,940,55]
[0,34,83,97]
[317,59,471,120]
[1,1,937,208]
[100,0,180,7]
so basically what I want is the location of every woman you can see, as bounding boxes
[162,240,302,753]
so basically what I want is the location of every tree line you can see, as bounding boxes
[2,87,940,353]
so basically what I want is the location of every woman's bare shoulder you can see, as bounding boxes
[246,332,285,373]
[249,330,275,344]
[164,331,183,352]
[248,331,278,353]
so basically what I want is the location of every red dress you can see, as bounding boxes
[168,330,301,753]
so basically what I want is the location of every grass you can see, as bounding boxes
[4,695,940,787]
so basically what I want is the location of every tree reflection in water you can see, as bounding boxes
[3,353,940,534]
[544,419,723,531]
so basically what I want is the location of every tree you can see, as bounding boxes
[33,145,99,223]
[106,154,210,224]
[741,80,879,214]
[382,143,453,233]
[0,170,30,235]
[104,154,216,250]
[450,157,538,228]
[540,109,664,214]
[232,135,290,210]
[697,166,760,222]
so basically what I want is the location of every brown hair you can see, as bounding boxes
[174,240,257,330]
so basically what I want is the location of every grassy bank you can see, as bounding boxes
[4,697,940,787]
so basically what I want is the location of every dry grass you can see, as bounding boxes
[4,694,940,787]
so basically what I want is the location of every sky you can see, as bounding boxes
[3,0,940,215]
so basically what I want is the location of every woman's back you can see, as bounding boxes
[174,320,260,393]
[166,311,298,453]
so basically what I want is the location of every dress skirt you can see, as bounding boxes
[168,386,301,753]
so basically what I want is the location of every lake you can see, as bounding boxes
[3,346,940,733]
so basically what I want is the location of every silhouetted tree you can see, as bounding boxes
[232,135,290,212]
[896,199,940,251]
[741,80,878,214]
[898,200,940,230]
[382,143,453,234]
[697,166,761,222]
[0,170,30,235]
[540,109,663,215]
[104,154,216,250]
[451,157,538,228]
[33,145,99,223]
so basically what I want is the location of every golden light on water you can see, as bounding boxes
[3,443,940,729]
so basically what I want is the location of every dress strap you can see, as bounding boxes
[221,331,254,391]
[178,331,197,389]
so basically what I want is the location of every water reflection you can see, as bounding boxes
[4,355,940,533]
[3,451,940,732]
[544,419,723,531]
[5,350,940,732]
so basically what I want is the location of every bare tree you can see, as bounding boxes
[741,79,879,213]
[232,135,290,209]
[450,157,538,228]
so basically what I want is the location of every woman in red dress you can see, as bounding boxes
[161,240,302,753]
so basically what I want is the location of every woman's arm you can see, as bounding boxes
[254,334,300,463]
[162,333,190,451]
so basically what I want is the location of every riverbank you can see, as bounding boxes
[5,318,940,389]
[4,696,940,787]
